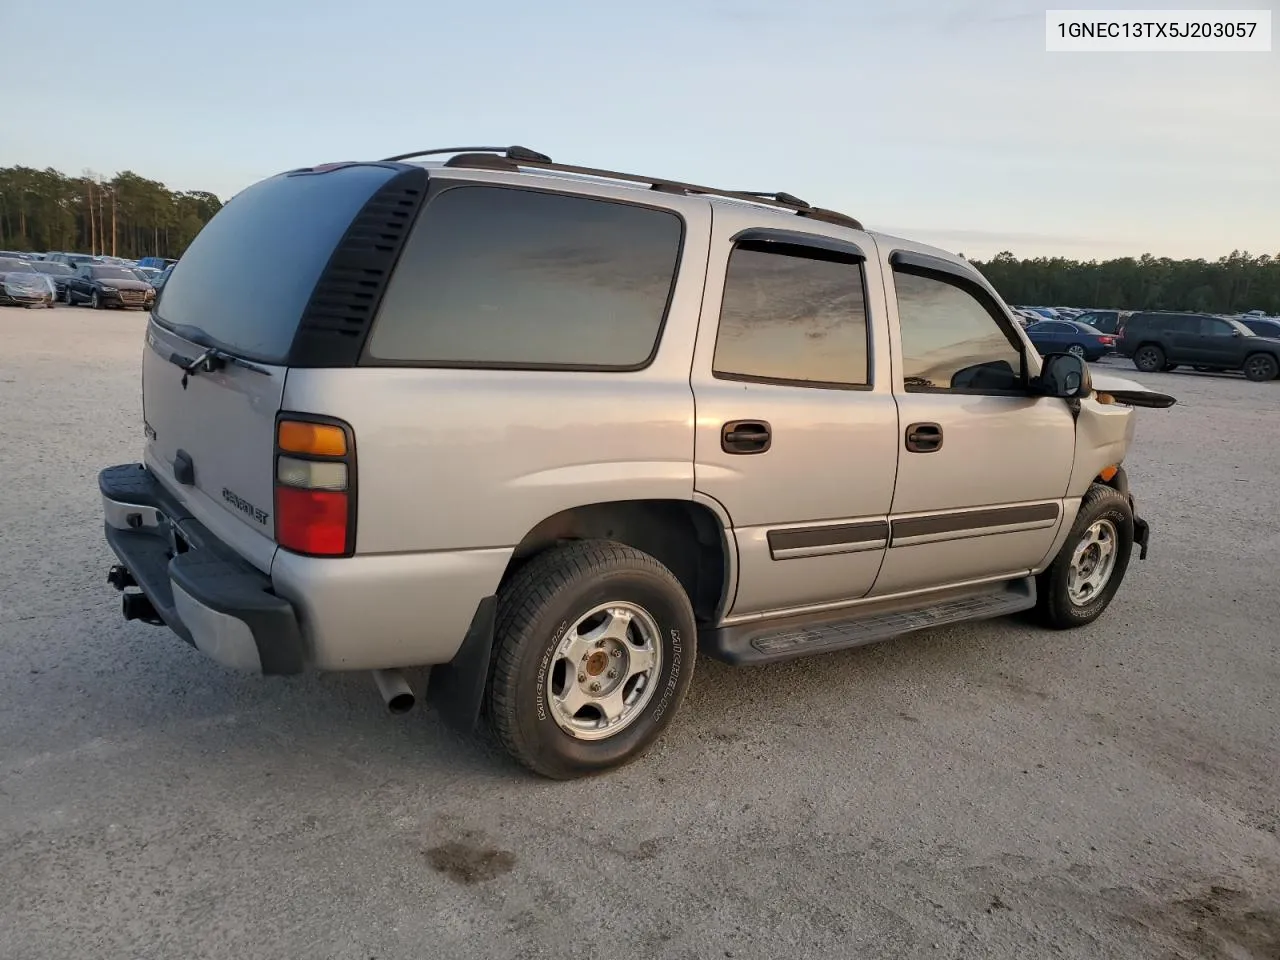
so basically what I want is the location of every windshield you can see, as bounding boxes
[35,262,74,276]
[0,258,35,273]
[90,267,138,281]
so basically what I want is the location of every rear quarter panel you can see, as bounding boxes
[280,191,713,557]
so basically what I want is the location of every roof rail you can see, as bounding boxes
[378,145,864,231]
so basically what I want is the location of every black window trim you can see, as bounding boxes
[710,231,875,392]
[888,249,1030,397]
[357,179,688,373]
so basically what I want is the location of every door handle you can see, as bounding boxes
[722,420,772,454]
[904,422,943,453]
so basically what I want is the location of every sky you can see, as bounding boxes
[1,0,1276,260]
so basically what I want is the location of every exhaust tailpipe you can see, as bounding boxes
[122,592,159,623]
[373,669,415,714]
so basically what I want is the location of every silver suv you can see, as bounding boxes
[98,146,1175,778]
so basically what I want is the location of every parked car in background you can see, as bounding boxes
[32,261,77,300]
[1117,311,1280,381]
[149,262,175,294]
[1075,310,1129,335]
[131,266,162,283]
[46,252,103,270]
[1017,306,1061,321]
[1024,319,1116,361]
[65,263,157,310]
[0,257,56,307]
[1242,317,1280,339]
[137,256,178,271]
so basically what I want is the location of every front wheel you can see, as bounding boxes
[1132,344,1165,373]
[1243,353,1279,382]
[1034,483,1134,630]
[488,540,697,779]
[90,291,102,310]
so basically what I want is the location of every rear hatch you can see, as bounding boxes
[142,162,411,572]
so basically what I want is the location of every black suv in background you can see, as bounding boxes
[1117,312,1280,381]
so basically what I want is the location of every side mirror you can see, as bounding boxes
[1034,352,1091,399]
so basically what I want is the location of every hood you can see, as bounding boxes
[95,277,152,291]
[1247,334,1280,348]
[1090,371,1177,409]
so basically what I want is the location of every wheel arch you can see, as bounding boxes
[498,498,733,626]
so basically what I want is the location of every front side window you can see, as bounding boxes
[712,242,870,387]
[366,186,683,369]
[893,268,1023,392]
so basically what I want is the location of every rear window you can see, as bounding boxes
[154,164,400,363]
[365,185,683,369]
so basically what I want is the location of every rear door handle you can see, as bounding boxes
[722,420,772,454]
[905,422,943,453]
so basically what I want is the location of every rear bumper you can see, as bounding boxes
[99,463,307,674]
[100,462,510,679]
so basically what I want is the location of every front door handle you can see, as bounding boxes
[722,420,772,454]
[905,422,943,453]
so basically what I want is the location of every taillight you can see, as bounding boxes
[274,416,355,557]
[1099,335,1115,345]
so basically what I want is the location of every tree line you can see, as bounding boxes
[970,250,1280,314]
[0,166,222,260]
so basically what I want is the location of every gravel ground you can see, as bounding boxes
[2,306,1278,960]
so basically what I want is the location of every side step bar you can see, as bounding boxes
[700,577,1037,666]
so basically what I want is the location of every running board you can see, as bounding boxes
[700,577,1037,666]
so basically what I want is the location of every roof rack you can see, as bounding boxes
[378,145,863,230]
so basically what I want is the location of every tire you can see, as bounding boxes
[1067,343,1087,359]
[1132,344,1165,373]
[488,540,697,779]
[1163,364,1179,372]
[64,288,75,305]
[1243,353,1279,382]
[90,291,102,310]
[1034,483,1134,630]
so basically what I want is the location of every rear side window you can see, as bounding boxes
[154,164,402,363]
[712,242,870,387]
[365,186,683,369]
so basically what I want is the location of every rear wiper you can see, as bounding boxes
[171,346,272,389]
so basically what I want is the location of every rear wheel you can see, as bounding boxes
[1133,344,1165,373]
[1243,353,1279,382]
[1035,483,1134,629]
[488,540,697,779]
[1068,343,1087,359]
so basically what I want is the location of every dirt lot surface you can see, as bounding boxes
[2,307,1278,959]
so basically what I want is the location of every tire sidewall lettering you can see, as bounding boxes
[651,626,683,723]
[535,616,572,722]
